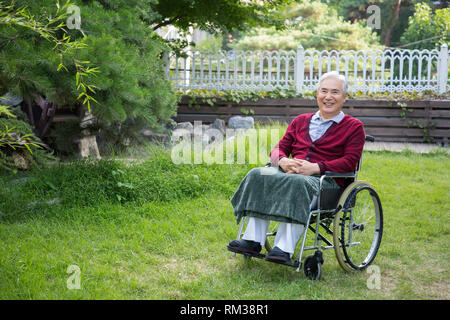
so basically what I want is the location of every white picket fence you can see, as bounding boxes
[165,44,449,94]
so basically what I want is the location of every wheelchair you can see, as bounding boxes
[230,135,383,280]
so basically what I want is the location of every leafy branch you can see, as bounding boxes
[0,105,42,153]
[0,125,42,152]
[0,0,99,111]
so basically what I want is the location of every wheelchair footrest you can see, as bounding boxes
[227,246,266,259]
[265,258,300,268]
[228,246,300,268]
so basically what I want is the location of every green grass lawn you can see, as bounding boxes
[0,145,449,299]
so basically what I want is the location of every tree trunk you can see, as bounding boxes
[384,0,402,47]
[32,94,56,138]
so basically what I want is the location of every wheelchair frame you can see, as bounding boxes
[233,135,383,280]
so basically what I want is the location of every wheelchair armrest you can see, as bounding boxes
[322,171,356,178]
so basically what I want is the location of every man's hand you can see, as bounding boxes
[295,159,321,175]
[278,158,320,176]
[278,157,302,174]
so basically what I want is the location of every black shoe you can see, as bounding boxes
[227,239,262,256]
[265,246,290,263]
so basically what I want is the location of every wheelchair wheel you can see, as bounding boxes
[333,181,383,272]
[304,256,322,280]
[304,250,324,280]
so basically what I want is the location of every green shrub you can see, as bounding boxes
[231,0,382,52]
[400,3,449,50]
[0,146,252,219]
[0,105,55,171]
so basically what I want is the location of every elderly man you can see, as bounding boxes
[227,71,366,264]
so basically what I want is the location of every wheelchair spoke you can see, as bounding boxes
[334,184,383,271]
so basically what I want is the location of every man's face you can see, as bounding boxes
[316,77,348,119]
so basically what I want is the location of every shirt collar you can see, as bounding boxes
[313,111,345,123]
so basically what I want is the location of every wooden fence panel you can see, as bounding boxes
[174,96,450,144]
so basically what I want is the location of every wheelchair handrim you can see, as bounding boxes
[333,182,383,272]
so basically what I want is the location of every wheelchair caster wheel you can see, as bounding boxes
[303,251,323,280]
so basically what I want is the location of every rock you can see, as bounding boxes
[228,116,254,130]
[171,122,194,145]
[12,151,30,170]
[165,119,178,131]
[174,122,194,131]
[171,120,226,146]
[208,119,226,135]
[0,92,23,106]
[203,127,225,146]
[205,119,226,146]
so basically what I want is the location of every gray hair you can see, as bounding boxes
[318,71,348,94]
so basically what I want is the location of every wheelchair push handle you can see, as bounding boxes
[365,135,375,142]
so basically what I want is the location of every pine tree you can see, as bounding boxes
[0,0,178,151]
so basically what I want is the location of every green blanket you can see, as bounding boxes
[231,167,341,225]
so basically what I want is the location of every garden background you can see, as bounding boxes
[0,0,449,300]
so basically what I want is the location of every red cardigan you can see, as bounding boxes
[270,113,365,185]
